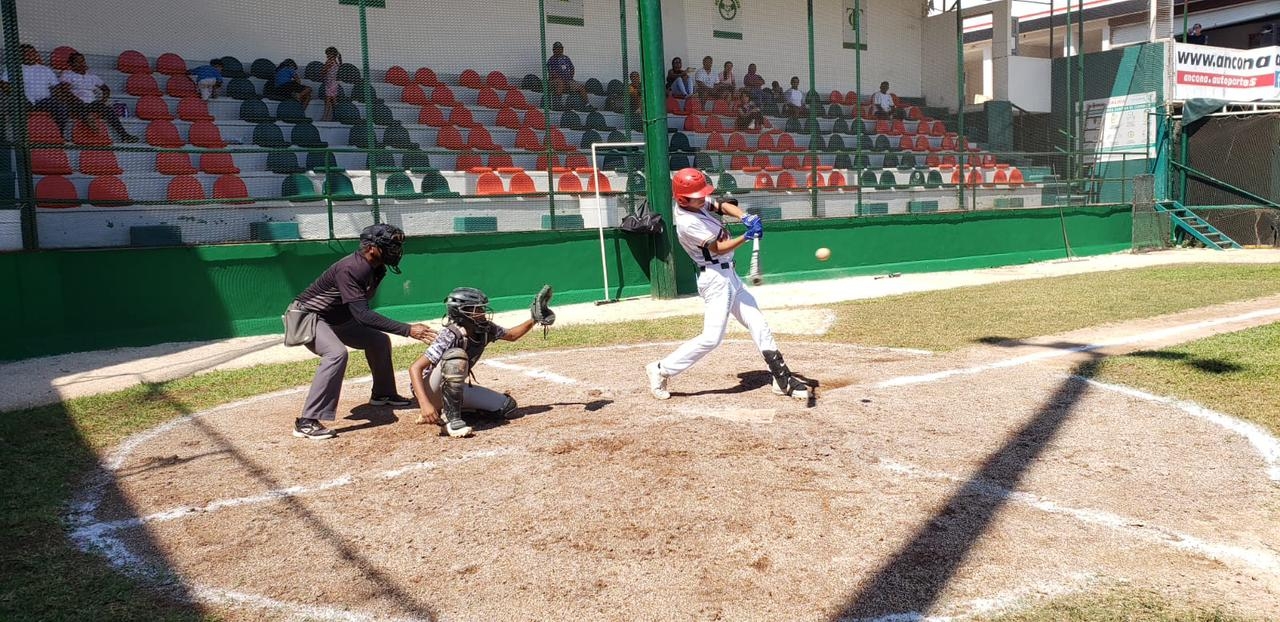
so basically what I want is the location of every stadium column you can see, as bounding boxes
[2,0,35,249]
[638,0,678,298]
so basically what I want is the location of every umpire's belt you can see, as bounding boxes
[696,261,735,273]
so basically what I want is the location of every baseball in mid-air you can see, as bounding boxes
[815,247,831,262]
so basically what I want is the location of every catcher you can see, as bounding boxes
[409,285,555,438]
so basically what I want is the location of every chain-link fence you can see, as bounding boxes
[2,0,1154,251]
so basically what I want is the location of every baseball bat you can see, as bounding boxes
[748,237,763,285]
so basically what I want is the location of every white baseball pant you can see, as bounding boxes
[658,264,778,376]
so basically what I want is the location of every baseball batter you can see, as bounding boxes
[646,168,812,401]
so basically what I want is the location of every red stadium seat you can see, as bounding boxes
[704,132,725,151]
[125,73,161,97]
[828,170,846,187]
[488,152,514,169]
[401,85,428,105]
[924,154,941,167]
[1007,167,1024,187]
[79,150,122,175]
[516,127,542,151]
[167,175,206,202]
[586,171,611,193]
[35,175,80,208]
[88,176,132,207]
[166,74,197,98]
[496,107,521,129]
[135,95,173,121]
[776,171,797,189]
[430,85,456,105]
[509,171,535,193]
[449,105,477,128]
[753,173,773,189]
[117,50,149,74]
[775,133,798,152]
[781,154,800,170]
[385,65,410,86]
[711,99,733,116]
[155,52,187,76]
[940,135,957,151]
[666,96,683,115]
[505,89,531,110]
[684,95,703,115]
[891,119,907,136]
[522,108,545,129]
[414,67,438,87]
[564,152,588,169]
[32,148,72,175]
[188,120,226,148]
[557,172,583,193]
[875,119,891,135]
[436,125,464,150]
[454,151,483,171]
[754,155,775,169]
[156,152,197,175]
[477,87,502,109]
[682,115,705,133]
[200,153,240,175]
[728,133,753,153]
[213,174,252,204]
[50,46,77,71]
[548,128,569,151]
[898,135,914,151]
[828,90,843,105]
[417,104,446,127]
[992,168,1009,187]
[755,133,775,151]
[459,69,483,89]
[467,127,498,150]
[72,120,112,146]
[475,171,505,195]
[704,115,725,133]
[486,71,510,90]
[806,172,825,188]
[535,153,560,170]
[726,155,747,170]
[28,112,63,145]
[146,120,184,148]
[177,97,213,122]
[915,135,931,152]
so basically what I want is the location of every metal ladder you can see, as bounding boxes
[1154,201,1243,250]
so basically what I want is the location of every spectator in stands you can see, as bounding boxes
[742,63,765,102]
[188,59,224,100]
[872,81,896,119]
[60,52,139,143]
[768,80,785,105]
[713,60,736,101]
[782,76,807,118]
[0,44,71,142]
[1185,23,1208,45]
[546,41,587,98]
[734,88,767,131]
[321,47,342,122]
[628,70,643,113]
[274,59,312,110]
[693,55,716,99]
[666,57,693,99]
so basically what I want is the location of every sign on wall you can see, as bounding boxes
[713,0,742,40]
[842,0,867,51]
[546,0,584,27]
[1082,91,1158,163]
[1172,43,1280,101]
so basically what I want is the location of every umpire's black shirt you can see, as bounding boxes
[295,251,411,336]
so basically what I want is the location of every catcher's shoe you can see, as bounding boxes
[646,361,670,400]
[293,418,336,440]
[772,375,811,400]
[440,417,473,438]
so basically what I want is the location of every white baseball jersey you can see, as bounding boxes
[673,198,734,266]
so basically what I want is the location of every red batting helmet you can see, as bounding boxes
[672,167,714,200]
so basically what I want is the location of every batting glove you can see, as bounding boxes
[744,219,764,240]
[741,213,760,228]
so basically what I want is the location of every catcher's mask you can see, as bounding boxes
[445,287,492,333]
[359,223,405,274]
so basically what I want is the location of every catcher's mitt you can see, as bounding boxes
[530,284,555,326]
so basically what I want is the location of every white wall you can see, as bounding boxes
[18,0,926,96]
[922,11,961,111]
[1007,55,1050,111]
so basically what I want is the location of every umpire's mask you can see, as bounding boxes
[360,223,406,274]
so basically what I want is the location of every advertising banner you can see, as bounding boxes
[1173,43,1280,101]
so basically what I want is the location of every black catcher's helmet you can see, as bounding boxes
[444,287,492,332]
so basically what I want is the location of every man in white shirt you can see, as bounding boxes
[872,81,896,119]
[1,44,71,141]
[61,52,139,142]
[783,76,807,118]
[693,55,716,100]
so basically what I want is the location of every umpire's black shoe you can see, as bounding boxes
[370,394,414,407]
[293,418,336,440]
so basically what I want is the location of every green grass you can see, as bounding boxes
[983,586,1257,622]
[5,262,1280,620]
[1087,321,1280,436]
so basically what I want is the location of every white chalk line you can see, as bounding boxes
[847,572,1096,622]
[488,339,933,364]
[877,307,1280,388]
[1082,378,1280,482]
[192,585,429,622]
[879,458,1280,575]
[479,359,578,385]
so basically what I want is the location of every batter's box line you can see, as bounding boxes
[878,458,1280,576]
[1081,377,1280,482]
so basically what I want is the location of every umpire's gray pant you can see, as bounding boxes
[301,319,399,421]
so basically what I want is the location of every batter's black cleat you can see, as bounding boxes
[772,375,812,400]
[293,418,336,440]
[370,394,414,407]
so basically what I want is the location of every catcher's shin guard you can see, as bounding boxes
[763,350,810,400]
[439,348,473,437]
[492,394,519,419]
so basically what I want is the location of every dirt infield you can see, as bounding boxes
[69,299,1280,621]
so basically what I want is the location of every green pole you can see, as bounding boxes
[1077,0,1085,196]
[1065,1,1073,195]
[2,0,34,249]
[637,0,676,298]
[357,0,380,223]
[538,0,557,220]
[854,0,862,215]
[620,0,632,141]
[807,0,818,217]
[955,0,965,209]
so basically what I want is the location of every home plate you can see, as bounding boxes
[727,308,836,335]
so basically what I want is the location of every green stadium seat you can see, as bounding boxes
[669,154,690,169]
[304,60,325,82]
[585,78,605,96]
[420,169,454,196]
[607,129,628,143]
[579,129,601,150]
[239,99,273,123]
[881,152,898,169]
[559,110,582,130]
[585,111,610,131]
[371,100,395,126]
[827,103,843,118]
[668,132,692,153]
[226,77,258,100]
[873,134,892,151]
[521,73,543,92]
[694,152,716,173]
[859,170,878,187]
[925,169,944,188]
[348,123,378,149]
[784,117,801,133]
[250,58,276,81]
[833,153,852,169]
[219,56,246,78]
[908,169,926,187]
[382,123,418,150]
[306,150,340,172]
[898,153,916,170]
[267,150,303,174]
[334,100,362,125]
[337,63,361,83]
[879,170,898,189]
[322,171,360,200]
[349,80,376,102]
[403,150,432,173]
[832,118,850,134]
[717,171,742,194]
[809,135,825,151]
[290,122,327,148]
[826,134,845,152]
[803,118,818,134]
[384,172,417,198]
[252,122,287,148]
[853,153,871,169]
[276,99,308,123]
[367,150,398,172]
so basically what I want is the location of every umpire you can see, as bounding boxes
[288,223,435,439]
